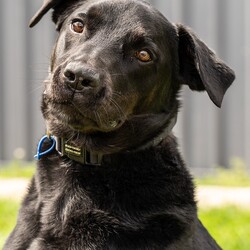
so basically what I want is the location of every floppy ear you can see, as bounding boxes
[176,24,235,107]
[29,0,63,27]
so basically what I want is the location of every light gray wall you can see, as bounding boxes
[0,0,249,174]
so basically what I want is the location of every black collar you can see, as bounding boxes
[55,137,103,165]
[53,115,177,166]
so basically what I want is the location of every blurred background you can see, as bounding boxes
[0,0,250,174]
[0,0,250,249]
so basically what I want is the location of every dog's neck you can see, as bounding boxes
[53,115,177,165]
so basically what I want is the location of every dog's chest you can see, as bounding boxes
[34,150,195,249]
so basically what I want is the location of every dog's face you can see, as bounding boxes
[43,1,179,134]
[31,0,235,153]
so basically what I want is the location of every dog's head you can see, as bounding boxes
[31,0,235,153]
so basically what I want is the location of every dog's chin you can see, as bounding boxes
[67,117,100,133]
[47,113,124,136]
[43,99,126,135]
[68,118,123,134]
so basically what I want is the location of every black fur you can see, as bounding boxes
[4,0,235,249]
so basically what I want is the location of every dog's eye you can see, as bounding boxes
[135,50,152,62]
[71,20,84,33]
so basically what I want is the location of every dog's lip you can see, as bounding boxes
[48,99,72,105]
[45,99,125,132]
[43,93,72,105]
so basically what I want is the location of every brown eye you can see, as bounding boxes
[135,50,152,62]
[71,20,84,33]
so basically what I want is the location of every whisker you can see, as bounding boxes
[94,111,103,127]
[28,85,44,95]
[110,98,126,119]
[100,105,110,124]
[71,102,89,117]
[110,73,125,77]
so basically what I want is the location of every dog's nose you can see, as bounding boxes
[63,63,100,91]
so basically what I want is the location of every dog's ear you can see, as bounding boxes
[29,0,62,27]
[30,0,81,29]
[176,24,235,107]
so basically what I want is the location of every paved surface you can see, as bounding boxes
[196,186,250,209]
[0,179,29,200]
[1,179,250,208]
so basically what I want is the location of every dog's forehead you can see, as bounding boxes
[80,0,155,14]
[68,0,172,36]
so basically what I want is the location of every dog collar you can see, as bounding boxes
[55,137,103,165]
[34,116,176,165]
[131,115,177,152]
[34,133,103,166]
[34,134,103,165]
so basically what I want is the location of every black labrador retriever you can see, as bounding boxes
[4,0,235,249]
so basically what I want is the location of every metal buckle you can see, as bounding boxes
[55,137,102,165]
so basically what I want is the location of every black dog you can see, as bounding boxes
[4,0,235,249]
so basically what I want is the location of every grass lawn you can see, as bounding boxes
[199,206,250,250]
[0,198,249,249]
[0,161,35,179]
[196,158,250,187]
[0,199,20,248]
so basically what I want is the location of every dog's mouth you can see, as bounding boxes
[67,115,124,133]
[42,93,128,134]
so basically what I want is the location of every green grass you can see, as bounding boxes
[196,158,250,187]
[0,198,249,249]
[0,199,20,248]
[199,206,250,250]
[0,161,35,179]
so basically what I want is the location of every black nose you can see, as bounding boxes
[63,62,100,91]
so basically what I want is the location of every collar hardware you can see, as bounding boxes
[34,135,56,160]
[56,137,103,165]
